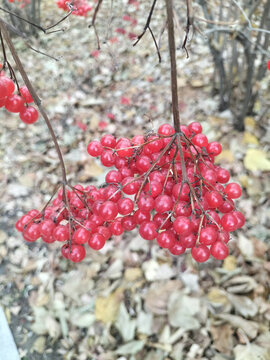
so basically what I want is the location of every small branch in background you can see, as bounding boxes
[0,5,74,34]
[182,0,193,58]
[88,0,104,49]
[133,0,161,62]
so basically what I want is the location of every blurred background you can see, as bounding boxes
[0,0,269,359]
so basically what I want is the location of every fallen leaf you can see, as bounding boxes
[227,293,258,317]
[208,288,229,306]
[31,336,46,354]
[218,314,259,339]
[242,132,259,145]
[95,288,123,324]
[115,303,136,342]
[116,340,145,355]
[234,344,270,360]
[244,149,270,171]
[210,324,233,354]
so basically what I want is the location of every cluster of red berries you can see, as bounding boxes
[56,0,92,17]
[0,74,38,124]
[16,122,245,263]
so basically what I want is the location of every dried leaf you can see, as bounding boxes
[234,344,270,360]
[115,303,136,342]
[244,149,270,171]
[95,288,123,324]
[218,314,259,339]
[116,340,145,355]
[227,294,258,317]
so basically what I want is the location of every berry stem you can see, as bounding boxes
[0,19,68,185]
[165,0,181,133]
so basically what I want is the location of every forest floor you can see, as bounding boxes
[0,1,270,360]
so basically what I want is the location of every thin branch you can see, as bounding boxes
[182,0,193,58]
[0,19,68,184]
[148,26,161,63]
[133,0,158,46]
[88,0,104,49]
[165,0,181,132]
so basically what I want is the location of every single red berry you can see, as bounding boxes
[192,133,208,148]
[117,198,134,215]
[121,216,136,231]
[105,170,122,183]
[23,223,41,242]
[5,94,25,113]
[216,167,230,184]
[20,106,39,124]
[87,140,103,157]
[40,219,56,238]
[116,138,133,157]
[53,225,69,242]
[88,233,106,250]
[205,191,224,209]
[191,245,210,262]
[207,142,222,156]
[138,193,155,212]
[134,209,151,224]
[199,226,217,245]
[69,244,86,262]
[224,183,242,199]
[19,86,33,103]
[232,211,245,229]
[109,220,124,236]
[158,123,175,136]
[0,78,8,99]
[221,213,238,232]
[156,230,176,248]
[210,241,229,260]
[139,221,157,240]
[217,230,230,244]
[169,242,186,255]
[100,150,116,167]
[73,227,91,244]
[99,201,118,221]
[173,216,192,236]
[96,226,111,240]
[180,233,196,248]
[154,194,173,213]
[1,77,15,96]
[188,121,202,134]
[100,134,116,148]
[267,59,270,71]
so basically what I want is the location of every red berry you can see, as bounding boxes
[191,245,210,262]
[173,216,192,236]
[69,244,86,262]
[1,77,15,96]
[88,233,106,250]
[96,226,111,240]
[117,198,134,215]
[232,211,245,229]
[99,201,118,221]
[224,183,242,199]
[216,167,230,184]
[139,221,157,240]
[73,227,91,244]
[207,142,222,156]
[138,193,155,212]
[199,226,217,245]
[53,225,69,242]
[267,59,270,71]
[40,219,56,238]
[5,94,25,113]
[180,233,196,248]
[134,209,151,224]
[116,138,133,157]
[192,133,208,148]
[156,230,176,248]
[205,191,224,209]
[87,141,103,157]
[19,86,33,103]
[100,134,116,148]
[23,223,41,242]
[109,220,124,236]
[121,216,136,231]
[210,241,229,260]
[154,194,173,213]
[20,106,38,124]
[221,213,238,232]
[158,123,175,136]
[100,150,116,167]
[188,121,202,134]
[105,170,122,183]
[0,78,8,99]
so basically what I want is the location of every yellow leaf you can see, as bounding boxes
[208,288,228,305]
[124,268,143,281]
[244,117,256,130]
[239,175,249,188]
[95,288,123,324]
[244,149,270,171]
[223,255,237,272]
[242,132,259,145]
[215,149,235,163]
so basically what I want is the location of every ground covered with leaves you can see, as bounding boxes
[0,1,270,359]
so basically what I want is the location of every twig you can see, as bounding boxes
[88,0,104,49]
[165,0,181,132]
[182,0,193,58]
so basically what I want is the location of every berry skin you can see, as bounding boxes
[221,213,238,232]
[117,198,134,215]
[87,141,103,157]
[199,226,217,245]
[40,219,55,238]
[180,233,196,248]
[210,241,229,260]
[69,245,86,262]
[20,106,39,124]
[138,193,155,212]
[216,167,230,184]
[5,94,25,113]
[207,142,222,156]
[88,233,106,250]
[191,245,210,262]
[53,225,69,242]
[158,123,175,136]
[116,138,133,157]
[217,230,230,244]
[73,227,91,244]
[96,226,111,240]
[232,211,245,229]
[192,133,208,148]
[173,216,192,236]
[169,242,186,255]
[121,216,136,231]
[156,230,176,248]
[154,194,173,213]
[19,86,33,103]
[267,59,270,71]
[99,201,118,221]
[188,121,202,134]
[139,221,157,240]
[100,134,116,148]
[1,77,15,96]
[109,220,124,236]
[105,170,122,183]
[0,79,8,99]
[224,183,242,199]
[100,150,116,167]
[23,223,41,242]
[205,191,224,209]
[134,210,151,224]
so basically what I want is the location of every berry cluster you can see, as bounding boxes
[16,122,245,263]
[0,74,38,124]
[56,0,92,17]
